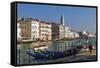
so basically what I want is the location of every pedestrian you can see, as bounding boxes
[88,43,92,54]
[73,48,77,58]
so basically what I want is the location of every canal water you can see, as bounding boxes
[17,37,96,65]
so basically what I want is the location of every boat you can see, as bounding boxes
[26,46,82,59]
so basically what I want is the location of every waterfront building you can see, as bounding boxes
[59,16,65,39]
[74,32,80,38]
[17,18,31,40]
[59,25,65,39]
[40,21,52,40]
[31,20,39,40]
[59,16,79,39]
[17,23,22,40]
[88,33,96,37]
[64,26,71,38]
[17,16,80,41]
[66,32,79,38]
[82,30,88,36]
[51,22,59,40]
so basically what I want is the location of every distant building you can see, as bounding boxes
[88,33,96,37]
[17,16,80,40]
[64,26,71,38]
[51,22,59,40]
[17,23,21,40]
[59,25,65,39]
[31,20,39,40]
[67,32,79,38]
[17,18,31,40]
[59,16,65,39]
[40,21,52,40]
[75,32,80,38]
[82,30,88,36]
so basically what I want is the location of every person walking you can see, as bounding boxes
[88,43,92,54]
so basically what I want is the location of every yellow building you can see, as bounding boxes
[17,18,31,40]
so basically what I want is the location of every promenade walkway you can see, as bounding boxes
[36,49,97,63]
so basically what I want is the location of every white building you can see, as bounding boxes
[82,30,88,36]
[88,33,96,37]
[59,16,65,39]
[74,32,80,38]
[59,25,65,39]
[17,23,22,40]
[64,26,79,38]
[31,20,39,40]
[40,21,52,40]
[65,26,71,38]
[67,32,79,38]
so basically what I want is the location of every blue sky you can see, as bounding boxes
[17,3,96,33]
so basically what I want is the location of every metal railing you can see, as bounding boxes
[17,37,96,65]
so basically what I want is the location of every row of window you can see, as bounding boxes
[40,30,49,32]
[40,26,51,29]
[31,22,39,24]
[32,33,50,37]
[32,30,50,33]
[31,26,51,29]
[32,31,37,33]
[32,26,38,29]
[41,33,50,36]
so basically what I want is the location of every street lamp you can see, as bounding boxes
[85,32,89,51]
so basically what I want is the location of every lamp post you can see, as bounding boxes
[85,32,89,51]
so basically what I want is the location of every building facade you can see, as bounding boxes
[59,16,65,39]
[17,16,79,41]
[17,23,22,40]
[59,25,65,39]
[65,27,79,38]
[88,33,96,37]
[40,21,52,40]
[64,26,71,38]
[68,32,79,38]
[51,22,59,40]
[31,20,39,40]
[17,18,31,40]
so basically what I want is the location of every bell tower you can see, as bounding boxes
[61,15,64,26]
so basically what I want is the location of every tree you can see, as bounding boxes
[78,32,83,38]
